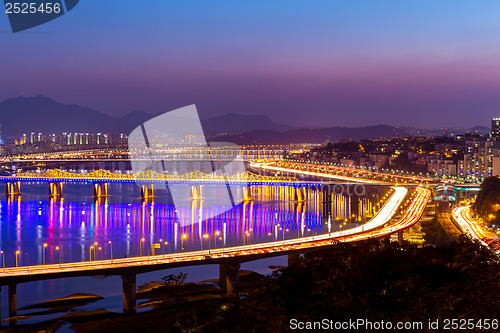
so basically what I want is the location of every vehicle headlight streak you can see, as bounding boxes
[251,162,379,184]
[0,187,434,277]
[452,206,495,249]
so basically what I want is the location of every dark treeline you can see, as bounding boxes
[473,176,500,224]
[205,238,500,332]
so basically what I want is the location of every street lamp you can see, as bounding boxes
[108,241,113,263]
[182,234,187,252]
[15,250,20,268]
[98,246,103,266]
[165,242,170,259]
[140,238,145,256]
[215,231,220,249]
[90,246,94,261]
[55,246,61,268]
[93,242,98,261]
[0,251,4,272]
[43,243,48,265]
[202,234,210,252]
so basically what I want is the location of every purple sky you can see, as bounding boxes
[1,1,500,128]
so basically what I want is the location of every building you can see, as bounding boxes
[458,139,500,181]
[493,155,500,177]
[493,117,500,138]
[428,159,457,177]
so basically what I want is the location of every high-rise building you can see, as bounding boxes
[458,139,493,180]
[492,118,500,138]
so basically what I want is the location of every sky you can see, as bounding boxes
[1,1,500,128]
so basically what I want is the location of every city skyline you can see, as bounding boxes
[1,2,500,330]
[2,1,500,128]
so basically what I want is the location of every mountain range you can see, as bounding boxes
[0,95,289,138]
[0,95,490,144]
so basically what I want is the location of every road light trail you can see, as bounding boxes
[251,161,382,184]
[251,160,434,185]
[452,206,500,251]
[0,186,424,280]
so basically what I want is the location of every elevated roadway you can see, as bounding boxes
[0,186,432,322]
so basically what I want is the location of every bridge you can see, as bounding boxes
[0,169,320,201]
[1,147,286,163]
[0,166,395,202]
[251,160,437,185]
[0,186,430,325]
[452,206,500,252]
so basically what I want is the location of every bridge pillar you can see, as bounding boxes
[8,283,16,326]
[93,183,108,197]
[94,197,108,205]
[243,186,253,201]
[350,193,359,221]
[190,185,202,199]
[219,263,240,295]
[296,187,306,202]
[49,182,63,197]
[5,182,20,196]
[397,231,404,245]
[122,274,136,314]
[288,253,300,266]
[140,184,154,201]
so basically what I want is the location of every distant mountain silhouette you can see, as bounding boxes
[201,113,291,133]
[0,96,291,137]
[0,96,489,143]
[118,110,156,134]
[0,95,121,137]
[212,125,403,145]
[468,126,490,135]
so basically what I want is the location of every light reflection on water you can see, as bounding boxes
[0,182,385,325]
[0,183,382,267]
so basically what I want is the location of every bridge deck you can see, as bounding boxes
[0,187,432,286]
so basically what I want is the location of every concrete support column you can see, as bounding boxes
[397,231,404,244]
[6,182,21,196]
[296,187,306,202]
[141,184,154,201]
[49,182,63,197]
[94,183,108,197]
[350,193,359,221]
[122,274,136,314]
[8,284,16,326]
[190,185,203,199]
[5,183,12,196]
[219,263,240,295]
[243,186,253,201]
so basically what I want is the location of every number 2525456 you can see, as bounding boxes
[5,2,62,14]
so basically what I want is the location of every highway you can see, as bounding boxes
[252,160,435,185]
[252,161,385,184]
[0,186,432,283]
[452,206,500,251]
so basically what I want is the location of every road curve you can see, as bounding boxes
[0,187,422,280]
